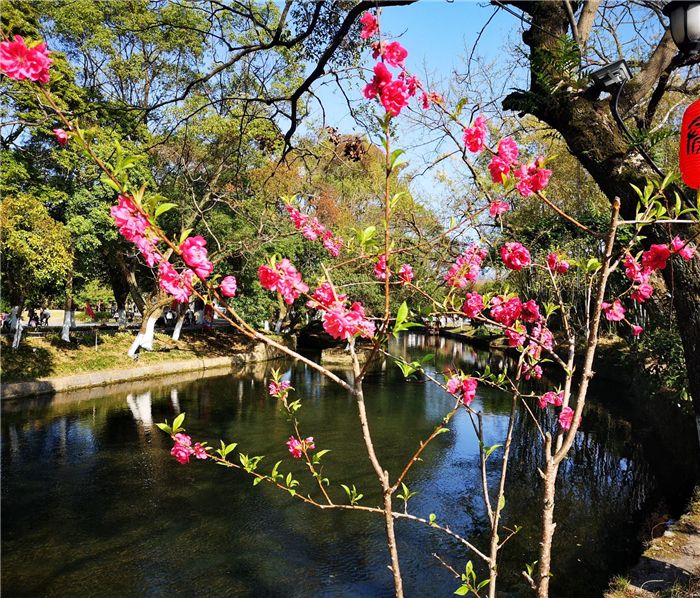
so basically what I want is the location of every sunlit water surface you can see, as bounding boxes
[2,334,661,597]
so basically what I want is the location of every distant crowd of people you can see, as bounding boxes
[2,307,51,330]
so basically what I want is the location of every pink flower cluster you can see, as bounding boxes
[398,263,414,285]
[513,157,552,198]
[259,259,309,304]
[54,129,69,146]
[285,205,343,257]
[559,406,581,431]
[0,35,52,84]
[601,300,625,322]
[220,276,237,297]
[500,242,531,271]
[170,433,208,464]
[445,244,489,287]
[361,14,418,118]
[159,262,195,303]
[307,283,376,341]
[462,292,485,318]
[421,91,444,110]
[446,375,478,406]
[360,11,378,39]
[463,115,487,153]
[110,195,162,267]
[287,436,315,459]
[538,391,564,410]
[489,199,509,217]
[375,254,389,280]
[180,236,213,280]
[547,253,570,274]
[269,379,291,397]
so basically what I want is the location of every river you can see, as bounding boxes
[1,333,673,597]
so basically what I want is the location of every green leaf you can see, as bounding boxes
[156,422,171,434]
[172,413,185,432]
[155,203,178,219]
[253,477,263,486]
[484,444,502,458]
[101,175,121,192]
[498,494,506,512]
[454,586,470,596]
[434,427,450,435]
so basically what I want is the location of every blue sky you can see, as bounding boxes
[308,1,521,132]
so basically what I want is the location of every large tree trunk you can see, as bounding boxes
[502,1,700,439]
[114,252,146,316]
[127,295,168,358]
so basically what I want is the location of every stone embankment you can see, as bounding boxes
[2,341,283,400]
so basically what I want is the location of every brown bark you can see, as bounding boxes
[502,0,700,433]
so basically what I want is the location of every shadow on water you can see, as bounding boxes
[1,333,693,597]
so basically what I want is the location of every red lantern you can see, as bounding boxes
[680,99,700,189]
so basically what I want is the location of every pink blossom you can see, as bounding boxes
[360,11,378,39]
[463,115,487,153]
[363,62,392,100]
[642,244,671,271]
[307,283,344,310]
[380,41,408,68]
[0,36,53,84]
[490,296,522,327]
[398,263,414,285]
[53,129,69,146]
[421,91,443,109]
[447,375,461,395]
[135,232,162,267]
[623,254,651,284]
[220,276,237,297]
[323,301,375,341]
[380,79,410,117]
[630,283,653,303]
[488,155,510,184]
[180,236,213,280]
[401,73,421,97]
[461,292,484,318]
[110,194,149,242]
[302,217,325,241]
[445,245,488,287]
[269,380,291,397]
[559,406,581,430]
[500,242,531,271]
[193,443,208,460]
[513,158,552,197]
[158,262,194,303]
[286,436,315,459]
[497,137,519,164]
[286,436,303,459]
[505,326,526,347]
[522,363,543,381]
[632,325,643,336]
[462,377,478,406]
[538,391,564,409]
[170,433,194,464]
[671,236,695,261]
[489,199,509,217]
[601,300,625,322]
[286,205,308,229]
[520,299,540,323]
[547,253,569,274]
[375,254,390,280]
[322,230,342,257]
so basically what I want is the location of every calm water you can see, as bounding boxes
[2,334,660,597]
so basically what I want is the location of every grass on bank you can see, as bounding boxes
[0,328,257,384]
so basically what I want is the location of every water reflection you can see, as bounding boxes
[1,334,665,597]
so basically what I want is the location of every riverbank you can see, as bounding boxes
[0,328,290,399]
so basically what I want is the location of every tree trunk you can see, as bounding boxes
[61,276,73,343]
[115,252,146,316]
[172,303,186,341]
[502,1,700,440]
[11,316,23,349]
